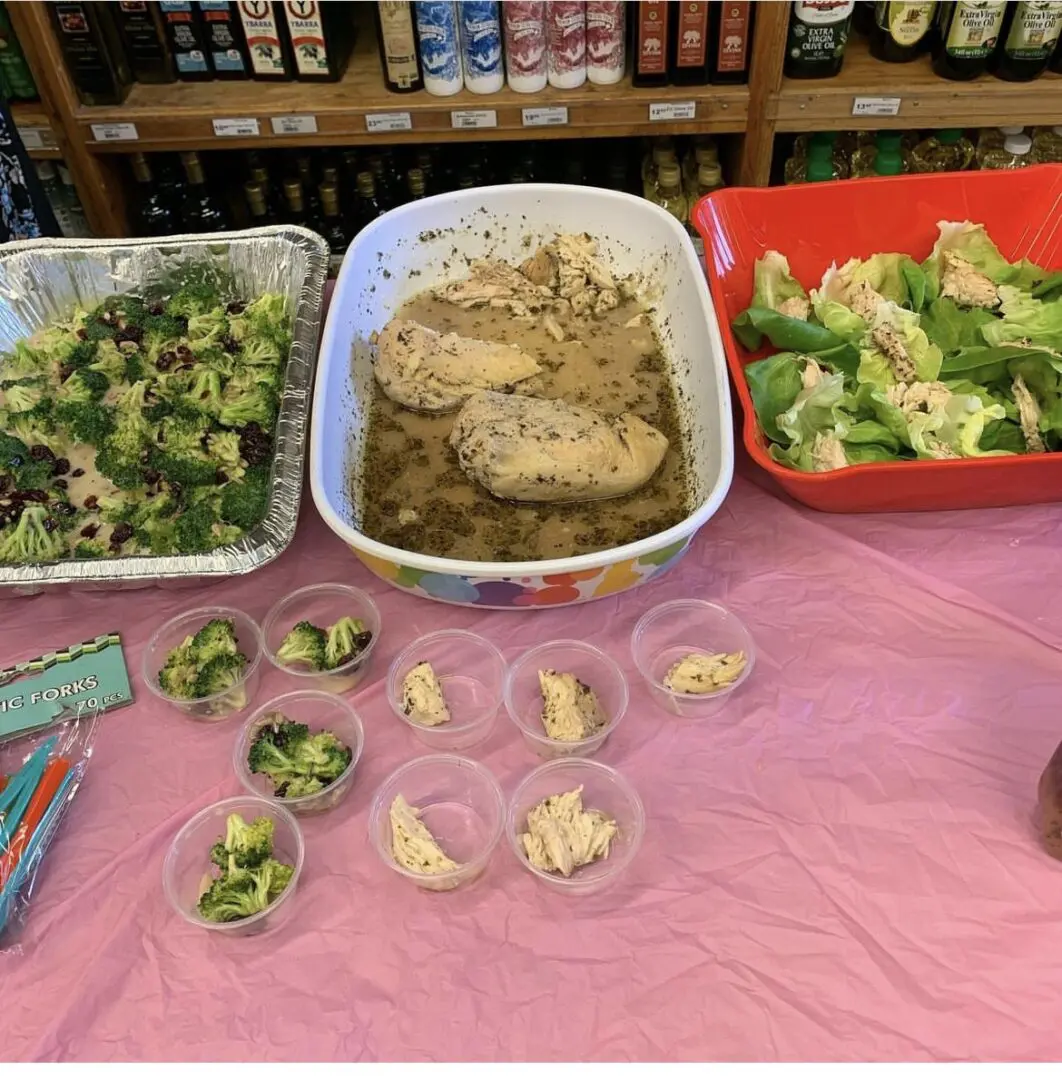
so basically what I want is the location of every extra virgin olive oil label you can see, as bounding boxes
[378,0,420,88]
[199,2,248,74]
[875,1,936,46]
[283,0,328,76]
[943,0,1006,56]
[788,1,855,64]
[159,1,210,73]
[1004,0,1062,59]
[238,0,287,75]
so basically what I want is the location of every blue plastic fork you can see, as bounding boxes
[0,737,57,851]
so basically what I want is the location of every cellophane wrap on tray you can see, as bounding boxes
[0,704,101,954]
[0,227,329,595]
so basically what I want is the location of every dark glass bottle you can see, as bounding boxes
[632,0,671,86]
[49,2,132,106]
[853,0,875,34]
[237,0,293,79]
[990,0,1062,81]
[353,171,382,234]
[131,152,178,235]
[932,0,1006,79]
[244,180,277,226]
[197,2,250,78]
[158,1,213,79]
[870,1,938,62]
[783,1,856,78]
[367,153,400,211]
[318,180,349,258]
[180,151,228,232]
[283,0,354,81]
[375,1,423,92]
[670,1,710,84]
[0,3,39,99]
[113,1,175,83]
[406,168,428,200]
[709,1,754,84]
[294,153,322,215]
[282,177,317,230]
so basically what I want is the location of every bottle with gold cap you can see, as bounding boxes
[294,153,321,216]
[318,181,349,269]
[353,171,382,235]
[130,152,178,236]
[407,168,428,201]
[642,139,678,199]
[694,161,724,200]
[281,177,312,230]
[244,180,277,227]
[648,162,689,227]
[179,151,228,232]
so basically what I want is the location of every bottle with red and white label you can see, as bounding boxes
[710,1,753,84]
[547,0,586,89]
[237,0,293,79]
[632,0,670,86]
[670,1,710,85]
[504,1,547,92]
[586,0,624,84]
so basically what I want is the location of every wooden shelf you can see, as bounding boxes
[11,100,61,158]
[774,36,1062,132]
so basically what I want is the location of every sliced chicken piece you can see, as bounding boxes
[550,233,617,291]
[940,251,999,309]
[520,248,558,288]
[520,786,617,877]
[538,670,605,741]
[449,390,669,502]
[433,259,554,316]
[1012,373,1046,454]
[401,661,451,727]
[374,318,542,414]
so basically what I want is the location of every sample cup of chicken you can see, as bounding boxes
[368,755,505,892]
[630,599,756,719]
[233,690,365,815]
[386,629,507,751]
[504,640,629,759]
[143,606,264,721]
[262,583,381,693]
[506,759,645,896]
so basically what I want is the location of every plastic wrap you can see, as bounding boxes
[0,226,330,595]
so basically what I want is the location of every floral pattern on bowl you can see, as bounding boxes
[353,540,690,609]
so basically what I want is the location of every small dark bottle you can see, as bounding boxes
[853,0,875,35]
[282,177,318,230]
[406,168,428,201]
[783,0,856,78]
[283,0,354,81]
[237,0,293,79]
[130,152,179,235]
[158,1,213,79]
[244,180,277,225]
[113,1,176,83]
[990,0,1062,81]
[318,181,349,272]
[197,2,250,78]
[49,2,132,106]
[670,0,710,84]
[352,170,382,235]
[709,0,753,84]
[932,0,1006,80]
[632,0,671,86]
[870,1,938,63]
[294,153,322,216]
[180,151,229,232]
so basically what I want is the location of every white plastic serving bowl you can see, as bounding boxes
[310,184,733,609]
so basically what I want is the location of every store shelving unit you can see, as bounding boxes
[10,101,61,158]
[7,2,1062,237]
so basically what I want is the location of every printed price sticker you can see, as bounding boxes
[17,127,47,150]
[522,106,568,128]
[271,114,318,135]
[365,112,413,133]
[90,122,139,142]
[649,101,696,122]
[451,109,498,130]
[212,117,260,137]
[851,96,902,117]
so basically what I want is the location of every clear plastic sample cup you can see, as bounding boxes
[504,639,629,758]
[142,606,263,722]
[162,795,304,936]
[262,583,381,693]
[368,755,505,892]
[233,689,365,815]
[631,599,756,719]
[387,629,506,751]
[506,758,645,896]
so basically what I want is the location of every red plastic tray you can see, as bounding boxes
[693,166,1062,512]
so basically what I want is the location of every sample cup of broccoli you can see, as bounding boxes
[143,606,264,721]
[234,690,365,814]
[262,583,381,693]
[163,795,304,936]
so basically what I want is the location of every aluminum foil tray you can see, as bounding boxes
[0,226,329,596]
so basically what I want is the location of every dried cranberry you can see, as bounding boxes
[58,365,73,383]
[174,363,194,374]
[20,490,48,503]
[222,336,239,354]
[29,445,56,464]
[52,457,70,476]
[53,478,68,490]
[76,327,87,341]
[58,502,76,517]
[71,468,85,478]
[117,325,143,344]
[110,522,134,545]
[148,301,164,317]
[143,468,160,486]
[168,481,182,500]
[226,300,246,315]
[83,494,99,510]
[215,469,229,485]
[156,350,177,372]
[43,517,59,533]
[175,345,194,363]
[80,523,99,539]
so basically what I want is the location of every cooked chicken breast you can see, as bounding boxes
[449,390,669,502]
[389,794,460,874]
[374,318,542,413]
[940,251,999,309]
[432,259,555,316]
[538,669,606,741]
[520,786,617,877]
[401,661,451,727]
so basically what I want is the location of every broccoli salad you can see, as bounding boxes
[248,714,353,799]
[158,617,249,709]
[0,275,291,565]
[734,221,1062,472]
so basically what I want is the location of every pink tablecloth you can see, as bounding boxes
[2,476,1062,1062]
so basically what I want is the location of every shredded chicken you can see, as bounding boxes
[847,280,886,323]
[810,430,848,472]
[871,316,917,383]
[433,258,555,316]
[1011,374,1046,454]
[778,295,810,321]
[886,380,952,416]
[664,651,748,693]
[520,786,617,876]
[940,251,999,309]
[802,357,826,389]
[389,795,460,874]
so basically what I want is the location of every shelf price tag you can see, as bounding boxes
[90,122,139,142]
[17,126,48,150]
[522,106,568,128]
[212,117,260,137]
[365,112,413,133]
[649,101,696,122]
[451,109,497,130]
[851,96,902,117]
[271,114,318,135]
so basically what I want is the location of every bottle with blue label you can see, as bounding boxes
[459,0,504,93]
[159,1,213,79]
[415,1,464,95]
[197,2,250,80]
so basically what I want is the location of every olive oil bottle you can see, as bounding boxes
[869,1,937,63]
[931,0,1006,80]
[783,1,856,79]
[989,0,1062,81]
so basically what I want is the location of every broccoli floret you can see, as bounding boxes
[186,307,229,351]
[87,339,127,383]
[142,399,174,424]
[1,339,50,378]
[150,448,217,490]
[56,369,108,404]
[231,293,290,350]
[172,497,221,554]
[239,336,284,367]
[197,869,264,923]
[221,811,273,869]
[15,456,58,493]
[282,776,325,799]
[143,310,185,341]
[218,386,277,431]
[219,464,269,531]
[94,441,145,490]
[125,352,146,384]
[193,651,249,703]
[275,620,327,671]
[73,540,108,559]
[298,731,352,783]
[0,505,67,565]
[54,401,116,445]
[183,368,224,417]
[190,617,239,664]
[324,616,372,670]
[247,718,352,798]
[2,380,45,413]
[157,413,210,456]
[206,431,245,481]
[158,634,199,698]
[165,280,223,320]
[0,432,29,471]
[66,339,99,370]
[143,332,184,369]
[247,729,304,785]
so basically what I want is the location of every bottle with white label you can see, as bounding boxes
[503,1,548,93]
[547,1,586,89]
[284,0,353,81]
[990,0,1062,81]
[376,1,423,91]
[237,0,293,80]
[415,1,464,95]
[586,0,624,84]
[784,1,856,78]
[931,1,1006,80]
[459,0,504,93]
